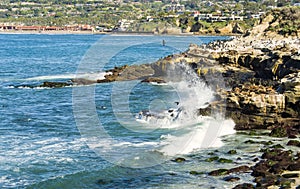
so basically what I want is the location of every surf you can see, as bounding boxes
[113,62,236,159]
[24,72,111,81]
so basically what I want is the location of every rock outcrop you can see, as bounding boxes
[215,23,233,35]
[148,7,300,130]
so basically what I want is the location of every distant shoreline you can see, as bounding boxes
[0,29,239,37]
[0,30,103,35]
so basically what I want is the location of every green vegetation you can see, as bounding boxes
[0,0,298,33]
[266,7,300,36]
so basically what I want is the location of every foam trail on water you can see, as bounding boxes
[24,72,111,81]
[24,73,77,81]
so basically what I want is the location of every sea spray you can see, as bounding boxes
[72,35,235,168]
[154,62,236,155]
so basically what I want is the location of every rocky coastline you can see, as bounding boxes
[23,7,300,188]
[33,8,299,132]
[148,7,300,188]
[147,7,300,131]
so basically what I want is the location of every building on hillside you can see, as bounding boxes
[114,19,134,31]
[165,3,185,12]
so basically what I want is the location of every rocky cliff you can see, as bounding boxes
[147,7,300,130]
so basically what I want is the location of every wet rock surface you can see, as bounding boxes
[208,143,300,188]
[250,147,300,188]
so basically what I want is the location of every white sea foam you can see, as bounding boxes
[136,63,236,156]
[24,72,111,81]
[25,73,77,81]
[149,82,168,86]
[159,117,236,156]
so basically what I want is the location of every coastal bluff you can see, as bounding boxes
[150,7,300,131]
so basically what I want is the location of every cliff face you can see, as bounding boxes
[150,7,300,130]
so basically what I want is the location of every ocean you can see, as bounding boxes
[0,34,265,188]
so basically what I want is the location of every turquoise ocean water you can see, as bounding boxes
[0,34,266,188]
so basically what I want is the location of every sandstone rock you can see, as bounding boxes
[72,78,96,85]
[215,23,233,35]
[250,13,274,36]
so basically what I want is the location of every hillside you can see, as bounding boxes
[254,7,300,36]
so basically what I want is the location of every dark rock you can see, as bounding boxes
[253,157,259,162]
[208,169,229,176]
[248,130,257,136]
[218,158,233,163]
[205,156,219,162]
[39,81,72,88]
[255,175,277,187]
[97,179,111,185]
[190,22,203,32]
[232,183,255,189]
[141,77,166,84]
[223,176,240,182]
[287,161,300,171]
[287,126,299,138]
[271,144,284,149]
[198,107,211,116]
[227,150,237,155]
[168,172,177,176]
[288,135,298,139]
[228,165,251,174]
[252,160,270,177]
[270,127,288,137]
[287,140,300,147]
[172,157,186,163]
[261,141,274,145]
[275,177,295,188]
[282,173,299,178]
[244,140,256,144]
[232,23,244,34]
[189,171,204,175]
[270,162,287,174]
[261,149,292,162]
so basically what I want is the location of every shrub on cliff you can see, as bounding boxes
[266,7,300,36]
